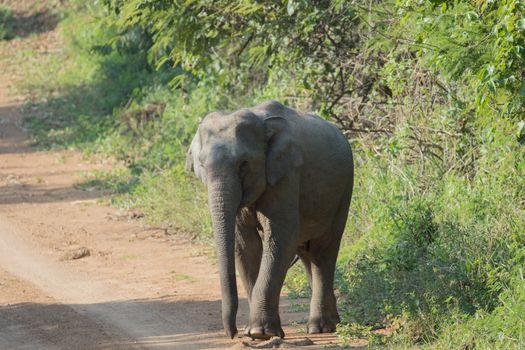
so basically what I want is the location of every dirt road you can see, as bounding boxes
[0,2,352,349]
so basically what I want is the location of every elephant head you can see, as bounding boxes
[185,105,303,338]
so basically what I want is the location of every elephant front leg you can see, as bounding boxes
[244,183,299,339]
[244,233,296,339]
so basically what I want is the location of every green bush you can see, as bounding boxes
[433,276,525,349]
[0,5,14,40]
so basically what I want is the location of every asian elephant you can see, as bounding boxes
[185,100,353,340]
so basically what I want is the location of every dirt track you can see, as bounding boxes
[0,2,354,349]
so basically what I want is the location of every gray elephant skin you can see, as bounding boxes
[185,100,354,340]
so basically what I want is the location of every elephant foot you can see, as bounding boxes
[243,322,285,340]
[306,314,340,334]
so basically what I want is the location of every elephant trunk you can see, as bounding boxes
[207,175,241,339]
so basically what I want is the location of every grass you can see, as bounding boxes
[283,263,311,299]
[288,301,309,313]
[14,1,525,349]
[431,277,525,349]
[173,273,196,282]
[0,5,14,40]
[119,253,139,261]
[75,169,138,196]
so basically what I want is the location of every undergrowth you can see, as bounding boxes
[0,5,14,40]
[16,0,525,348]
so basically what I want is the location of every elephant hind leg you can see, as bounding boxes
[235,220,262,303]
[307,239,341,334]
[307,188,351,334]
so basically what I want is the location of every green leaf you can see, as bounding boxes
[517,121,525,144]
[287,0,296,16]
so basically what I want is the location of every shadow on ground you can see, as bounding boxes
[0,183,110,205]
[0,297,340,350]
[7,9,59,39]
[0,298,234,350]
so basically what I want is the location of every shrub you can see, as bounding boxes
[0,5,14,40]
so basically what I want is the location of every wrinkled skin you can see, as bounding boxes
[186,100,353,340]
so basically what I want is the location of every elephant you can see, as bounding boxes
[185,100,354,340]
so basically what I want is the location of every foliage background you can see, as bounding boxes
[8,0,525,348]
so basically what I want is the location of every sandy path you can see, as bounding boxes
[0,219,218,350]
[0,2,352,349]
[0,48,222,348]
[0,78,239,349]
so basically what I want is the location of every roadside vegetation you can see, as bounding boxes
[0,4,14,40]
[7,0,525,348]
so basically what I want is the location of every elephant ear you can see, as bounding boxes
[264,116,304,186]
[186,128,207,183]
